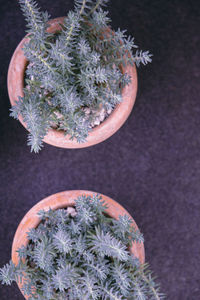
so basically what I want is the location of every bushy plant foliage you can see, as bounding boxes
[0,194,164,299]
[10,0,152,152]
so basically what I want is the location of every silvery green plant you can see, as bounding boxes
[10,0,152,152]
[0,194,164,299]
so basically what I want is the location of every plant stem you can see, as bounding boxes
[80,0,86,15]
[90,0,101,15]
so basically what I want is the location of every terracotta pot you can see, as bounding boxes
[12,190,145,299]
[8,17,138,149]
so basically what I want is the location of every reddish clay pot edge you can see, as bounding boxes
[11,190,145,299]
[7,17,138,149]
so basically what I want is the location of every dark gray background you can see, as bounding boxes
[0,0,199,299]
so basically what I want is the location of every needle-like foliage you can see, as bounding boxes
[10,0,152,152]
[0,194,164,299]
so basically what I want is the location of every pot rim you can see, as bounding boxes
[7,17,138,149]
[11,190,145,298]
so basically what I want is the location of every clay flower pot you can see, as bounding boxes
[12,190,145,299]
[8,17,138,149]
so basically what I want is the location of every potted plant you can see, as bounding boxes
[0,190,163,299]
[8,0,152,152]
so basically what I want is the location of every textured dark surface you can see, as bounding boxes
[0,0,200,299]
